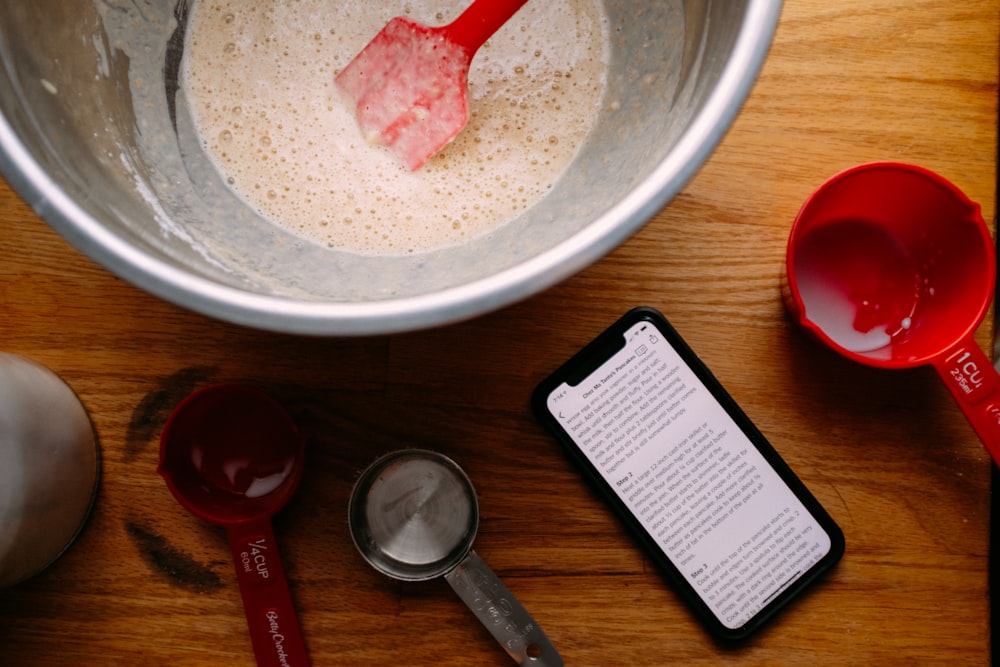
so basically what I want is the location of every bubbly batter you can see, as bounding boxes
[182,0,608,256]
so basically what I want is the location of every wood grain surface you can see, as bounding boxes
[0,1,997,665]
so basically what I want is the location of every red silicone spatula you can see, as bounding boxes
[335,0,530,171]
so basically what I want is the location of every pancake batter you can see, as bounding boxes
[183,0,608,256]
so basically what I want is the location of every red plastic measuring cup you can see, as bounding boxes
[784,162,999,464]
[159,385,309,666]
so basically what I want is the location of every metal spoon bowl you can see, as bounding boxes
[349,449,477,581]
[349,449,562,666]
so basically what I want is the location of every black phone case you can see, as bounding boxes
[531,306,845,642]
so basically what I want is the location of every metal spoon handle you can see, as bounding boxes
[226,521,310,667]
[444,550,562,667]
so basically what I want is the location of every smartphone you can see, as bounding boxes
[532,307,844,642]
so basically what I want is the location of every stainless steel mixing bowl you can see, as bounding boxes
[0,1,781,335]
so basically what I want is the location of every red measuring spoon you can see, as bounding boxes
[158,385,309,667]
[335,0,530,171]
[785,162,1000,465]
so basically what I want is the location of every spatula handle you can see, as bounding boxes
[445,0,531,53]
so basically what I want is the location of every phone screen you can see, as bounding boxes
[534,308,842,638]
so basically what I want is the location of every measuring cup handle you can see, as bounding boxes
[226,522,310,667]
[444,550,563,667]
[933,340,1000,467]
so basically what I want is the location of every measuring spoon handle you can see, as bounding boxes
[934,339,1000,466]
[226,521,310,667]
[444,550,562,667]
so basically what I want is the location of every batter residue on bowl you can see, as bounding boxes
[183,0,608,256]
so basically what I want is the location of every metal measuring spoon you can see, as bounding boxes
[348,449,562,666]
[159,385,310,667]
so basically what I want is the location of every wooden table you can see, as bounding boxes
[1,1,996,664]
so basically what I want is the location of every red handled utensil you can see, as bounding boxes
[159,385,309,667]
[335,0,530,170]
[784,162,1000,466]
